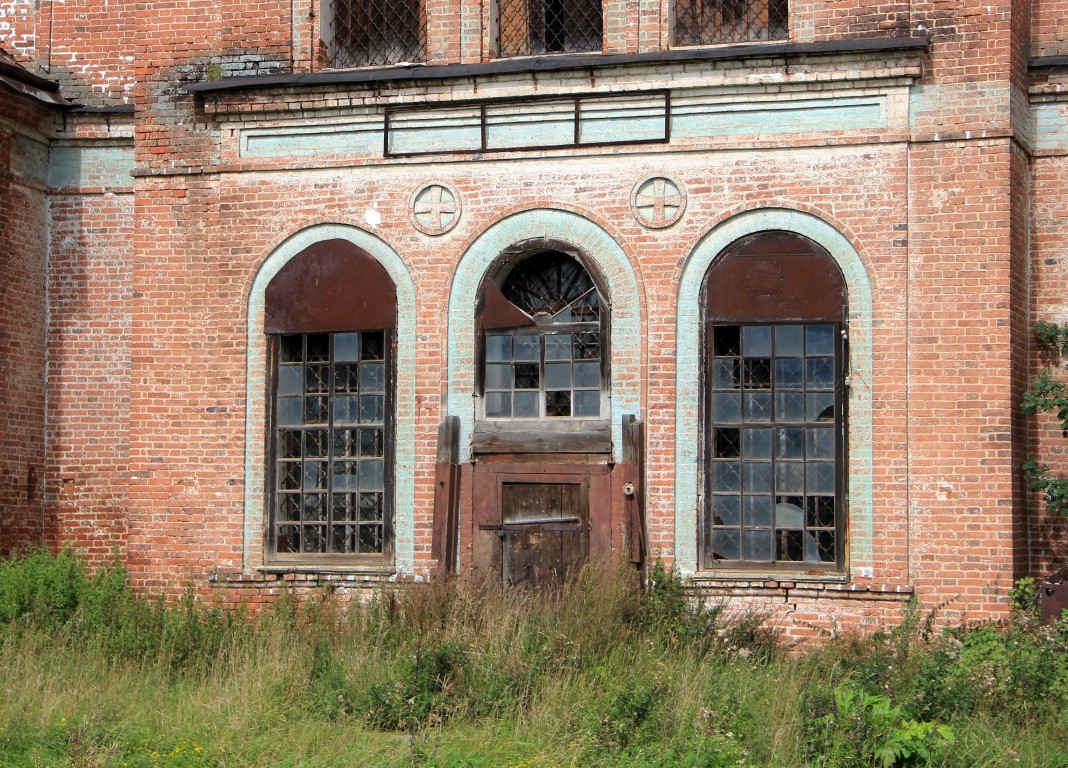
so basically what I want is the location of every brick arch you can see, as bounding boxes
[243,223,419,573]
[673,208,875,575]
[447,208,642,462]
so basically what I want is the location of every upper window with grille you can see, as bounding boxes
[495,0,603,58]
[321,0,426,68]
[674,0,788,47]
[479,248,607,420]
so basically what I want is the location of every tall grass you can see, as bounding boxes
[0,552,1066,767]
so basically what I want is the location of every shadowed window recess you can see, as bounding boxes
[495,0,603,58]
[321,0,426,68]
[674,0,788,47]
[265,239,397,563]
[702,231,846,570]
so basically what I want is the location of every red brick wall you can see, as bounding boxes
[1034,0,1068,57]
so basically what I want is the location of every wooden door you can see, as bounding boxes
[501,479,589,588]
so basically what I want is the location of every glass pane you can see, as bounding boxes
[573,362,600,388]
[807,358,835,390]
[743,462,772,492]
[815,531,836,562]
[277,524,300,552]
[333,428,357,458]
[742,326,771,357]
[713,392,740,423]
[304,396,328,424]
[546,391,571,417]
[776,428,803,459]
[711,494,740,526]
[573,390,600,417]
[775,326,804,356]
[514,391,540,417]
[361,332,385,361]
[359,459,385,491]
[744,393,771,422]
[334,332,359,362]
[360,492,383,522]
[280,335,303,363]
[302,525,326,553]
[333,493,357,521]
[514,363,539,389]
[279,430,301,458]
[807,461,835,494]
[359,395,384,424]
[359,428,383,457]
[545,362,571,389]
[333,364,357,393]
[332,461,358,492]
[743,495,773,527]
[776,392,805,422]
[712,528,740,560]
[277,397,302,426]
[486,334,512,362]
[775,499,804,529]
[742,428,771,459]
[807,324,835,355]
[808,393,835,422]
[305,365,329,393]
[359,524,383,554]
[743,358,772,389]
[278,366,304,395]
[278,461,301,490]
[806,496,836,528]
[712,461,741,492]
[331,525,356,554]
[278,494,300,521]
[713,359,739,389]
[334,395,359,425]
[486,363,513,389]
[303,461,327,491]
[743,529,772,561]
[775,359,803,389]
[304,430,327,458]
[485,392,511,418]
[713,326,740,357]
[359,362,385,393]
[514,335,539,362]
[306,334,330,362]
[776,530,803,561]
[714,428,740,459]
[775,462,804,493]
[574,332,600,360]
[807,428,834,459]
[545,334,572,360]
[302,493,326,521]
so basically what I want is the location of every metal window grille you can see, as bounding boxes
[497,0,603,58]
[674,0,788,47]
[327,0,425,68]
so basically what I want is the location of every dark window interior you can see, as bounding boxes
[674,0,788,47]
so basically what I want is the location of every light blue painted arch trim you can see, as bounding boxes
[674,208,874,575]
[447,209,641,463]
[243,224,418,572]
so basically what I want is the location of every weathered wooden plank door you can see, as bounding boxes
[501,479,589,589]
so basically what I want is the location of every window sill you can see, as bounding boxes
[691,568,848,585]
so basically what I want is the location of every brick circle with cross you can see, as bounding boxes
[630,175,687,229]
[410,183,461,235]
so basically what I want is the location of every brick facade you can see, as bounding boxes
[2,0,1067,634]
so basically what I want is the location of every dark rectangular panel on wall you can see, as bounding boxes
[472,419,612,454]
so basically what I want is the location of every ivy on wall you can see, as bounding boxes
[1022,321,1068,517]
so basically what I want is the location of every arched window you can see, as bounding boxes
[264,239,397,563]
[479,244,608,421]
[702,231,846,570]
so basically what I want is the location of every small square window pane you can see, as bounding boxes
[806,496,836,528]
[360,492,383,522]
[743,462,772,492]
[302,492,327,520]
[486,335,512,362]
[306,334,330,362]
[278,461,301,490]
[807,428,834,459]
[334,395,359,425]
[278,494,301,521]
[742,428,771,459]
[775,499,805,529]
[279,430,302,459]
[713,392,741,423]
[742,326,772,357]
[278,366,304,395]
[712,461,741,492]
[775,359,803,389]
[743,495,773,527]
[331,525,356,554]
[277,397,302,426]
[776,428,803,459]
[806,325,835,356]
[304,396,328,424]
[744,529,773,561]
[333,428,357,458]
[359,395,384,424]
[514,363,539,389]
[359,524,383,554]
[711,494,740,526]
[280,335,304,363]
[545,334,572,360]
[333,493,357,522]
[713,326,740,357]
[304,430,327,458]
[546,391,571,417]
[515,391,540,417]
[276,525,300,553]
[305,365,329,393]
[332,461,358,492]
[775,326,804,356]
[744,393,772,422]
[713,428,740,459]
[359,362,385,393]
[713,359,739,389]
[815,531,836,562]
[573,362,600,388]
[574,332,600,360]
[514,335,540,362]
[486,363,512,389]
[776,462,804,493]
[334,333,359,362]
[302,525,326,553]
[808,393,835,422]
[807,358,835,390]
[806,462,835,494]
[359,459,385,491]
[303,461,327,491]
[545,362,572,389]
[359,428,383,458]
[776,530,803,561]
[712,528,740,560]
[573,390,600,417]
[485,392,511,418]
[361,332,385,361]
[743,358,772,389]
[776,392,805,422]
[333,364,357,393]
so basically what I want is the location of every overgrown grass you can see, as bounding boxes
[1,552,1066,767]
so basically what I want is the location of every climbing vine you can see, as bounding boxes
[1022,321,1068,516]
